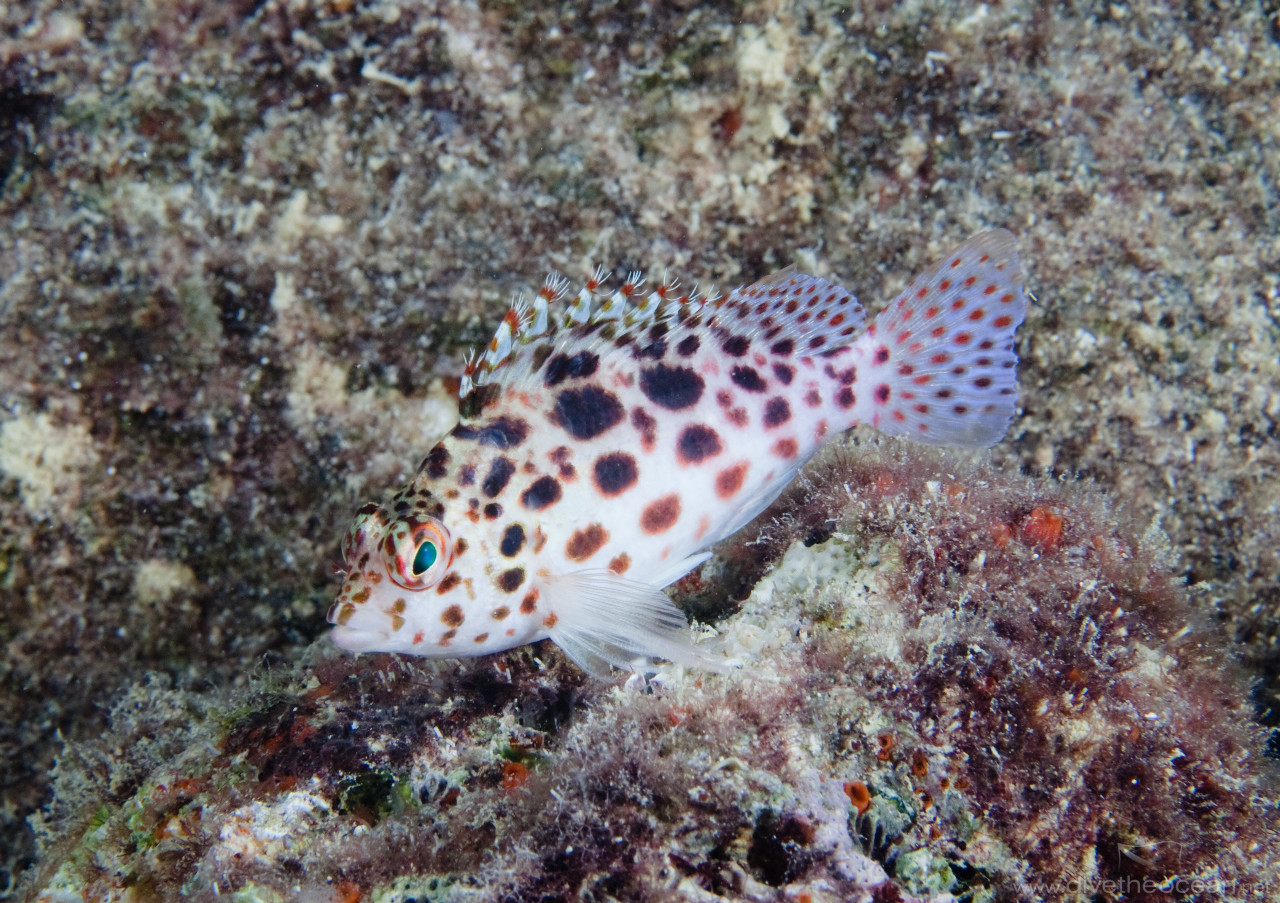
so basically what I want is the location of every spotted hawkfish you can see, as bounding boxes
[328,231,1028,676]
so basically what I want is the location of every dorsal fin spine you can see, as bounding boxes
[458,266,719,401]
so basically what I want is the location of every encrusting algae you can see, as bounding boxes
[328,231,1027,675]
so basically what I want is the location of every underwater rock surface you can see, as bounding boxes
[2,0,1278,899]
[26,447,1280,901]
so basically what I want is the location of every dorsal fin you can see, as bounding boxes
[455,263,870,417]
[709,268,866,356]
[457,268,719,414]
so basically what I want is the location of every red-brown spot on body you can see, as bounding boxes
[543,613,559,629]
[474,632,489,643]
[520,589,539,614]
[442,605,464,627]
[993,315,1014,328]
[566,524,609,561]
[875,384,890,404]
[836,387,855,409]
[608,553,631,575]
[772,438,798,459]
[641,494,681,534]
[716,462,748,499]
[491,606,510,620]
[437,572,462,594]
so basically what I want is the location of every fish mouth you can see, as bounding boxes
[329,624,393,653]
[327,600,395,652]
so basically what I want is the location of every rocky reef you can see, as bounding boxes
[25,445,1279,901]
[2,0,1279,900]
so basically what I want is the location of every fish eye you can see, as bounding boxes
[382,516,452,590]
[411,539,438,576]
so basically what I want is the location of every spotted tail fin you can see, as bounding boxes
[849,230,1028,448]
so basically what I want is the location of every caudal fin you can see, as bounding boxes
[851,230,1027,448]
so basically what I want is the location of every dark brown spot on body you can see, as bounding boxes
[451,416,530,449]
[521,475,563,510]
[491,606,510,620]
[639,363,705,410]
[837,387,856,409]
[566,524,609,561]
[763,397,791,428]
[520,590,539,614]
[770,338,794,356]
[552,385,625,440]
[482,457,516,498]
[676,334,700,356]
[474,633,489,643]
[437,572,462,594]
[497,568,525,593]
[722,334,750,356]
[593,452,639,496]
[772,363,794,384]
[500,523,526,556]
[543,350,600,387]
[458,465,476,486]
[634,337,667,360]
[641,494,681,534]
[631,407,657,450]
[730,365,767,392]
[716,462,748,499]
[677,424,723,464]
[483,502,502,519]
[442,605,465,627]
[422,445,449,478]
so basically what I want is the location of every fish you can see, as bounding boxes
[327,230,1028,676]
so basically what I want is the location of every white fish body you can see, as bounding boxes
[328,231,1028,676]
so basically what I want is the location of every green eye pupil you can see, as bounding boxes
[412,540,438,576]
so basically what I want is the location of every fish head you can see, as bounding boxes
[327,497,464,654]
